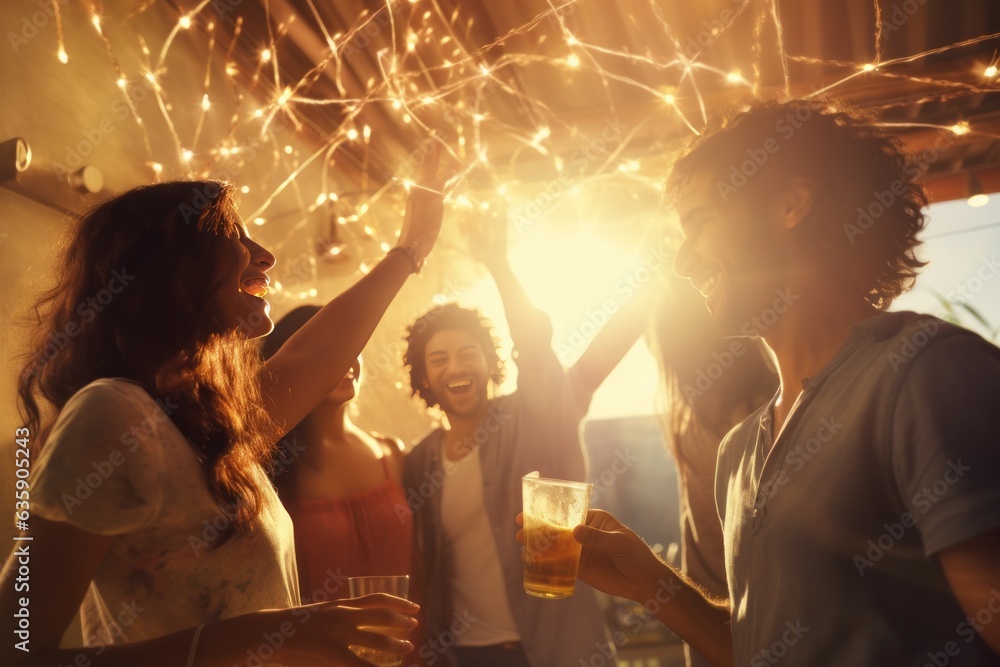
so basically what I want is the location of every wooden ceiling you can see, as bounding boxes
[205,0,1000,201]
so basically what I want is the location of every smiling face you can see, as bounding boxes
[211,223,277,338]
[423,328,491,419]
[673,170,793,336]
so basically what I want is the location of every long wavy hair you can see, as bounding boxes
[17,180,279,542]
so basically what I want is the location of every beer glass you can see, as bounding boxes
[521,472,593,599]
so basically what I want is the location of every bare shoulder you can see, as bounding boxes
[371,432,406,482]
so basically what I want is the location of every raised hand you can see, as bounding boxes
[397,140,447,267]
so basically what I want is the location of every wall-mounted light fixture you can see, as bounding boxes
[0,137,31,181]
[967,172,990,208]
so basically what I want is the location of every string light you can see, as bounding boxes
[950,121,971,136]
[54,0,999,287]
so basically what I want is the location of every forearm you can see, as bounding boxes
[568,278,655,407]
[262,251,413,430]
[640,561,734,667]
[487,261,551,354]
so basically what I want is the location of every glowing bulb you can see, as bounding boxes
[364,225,374,235]
[567,35,578,46]
[420,95,434,105]
[402,179,414,191]
[182,149,193,162]
[308,289,317,297]
[346,128,359,141]
[532,127,551,144]
[145,71,157,84]
[277,87,293,105]
[473,113,485,123]
[862,63,876,72]
[316,193,327,205]
[328,192,338,201]
[392,98,402,110]
[253,109,264,118]
[117,77,127,89]
[220,147,231,156]
[566,54,581,68]
[663,93,676,104]
[363,125,371,140]
[403,114,412,123]
[968,193,989,207]
[986,64,999,78]
[497,183,508,196]
[480,64,490,76]
[329,246,342,255]
[150,162,163,174]
[950,121,970,136]
[179,15,192,29]
[57,49,68,64]
[226,64,238,76]
[91,15,102,32]
[554,156,564,171]
[253,217,266,226]
[284,145,293,154]
[241,185,250,194]
[628,160,640,171]
[230,147,239,154]
[261,48,272,62]
[381,242,391,252]
[201,94,210,111]
[726,70,743,83]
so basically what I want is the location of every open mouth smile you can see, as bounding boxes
[242,275,270,299]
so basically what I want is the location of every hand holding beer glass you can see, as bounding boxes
[347,576,411,665]
[521,472,593,599]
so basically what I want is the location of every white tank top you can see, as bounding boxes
[439,446,522,646]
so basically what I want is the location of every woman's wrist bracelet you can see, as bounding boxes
[387,244,425,274]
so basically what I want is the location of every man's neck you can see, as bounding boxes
[441,401,492,461]
[763,287,878,432]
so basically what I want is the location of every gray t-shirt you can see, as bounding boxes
[716,312,1000,665]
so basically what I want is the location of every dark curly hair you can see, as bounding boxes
[403,303,504,408]
[18,180,280,545]
[665,98,928,309]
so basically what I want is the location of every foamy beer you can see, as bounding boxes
[521,472,593,599]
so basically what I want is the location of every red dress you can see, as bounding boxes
[283,457,413,602]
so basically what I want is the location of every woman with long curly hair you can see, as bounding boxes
[1,148,445,666]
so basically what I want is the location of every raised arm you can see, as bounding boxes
[466,203,554,362]
[566,274,656,413]
[262,145,446,432]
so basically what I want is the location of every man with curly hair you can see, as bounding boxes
[564,99,1000,666]
[401,213,653,667]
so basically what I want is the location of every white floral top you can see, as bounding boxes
[33,378,299,655]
